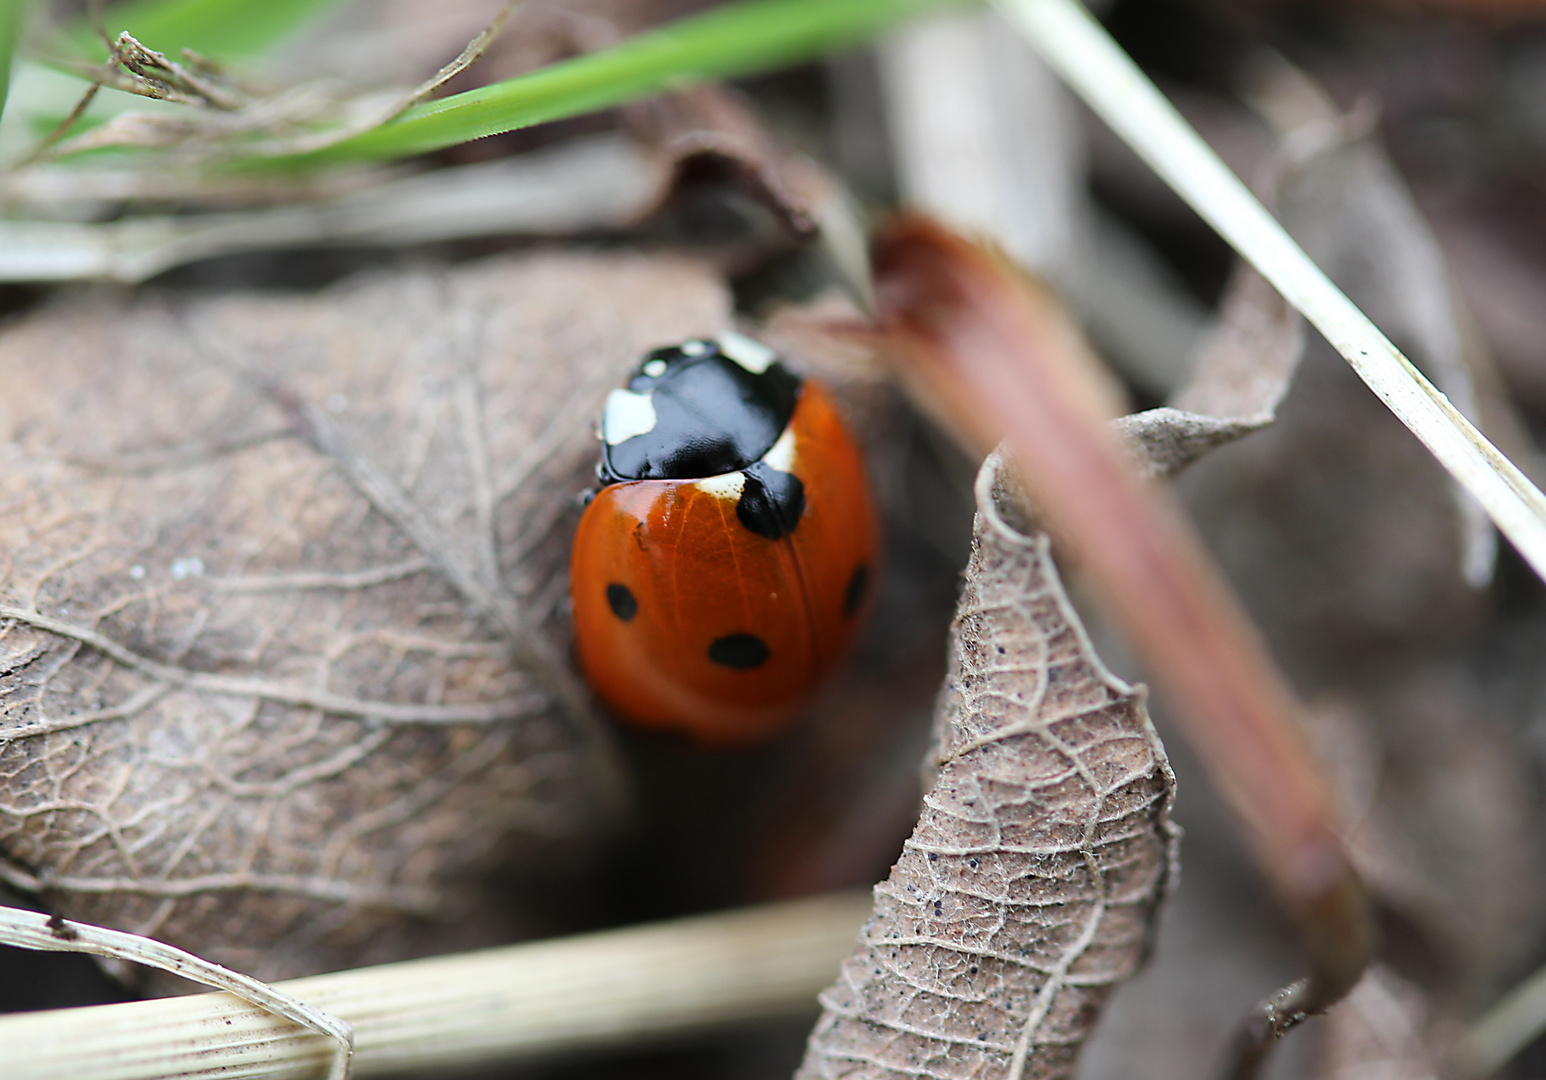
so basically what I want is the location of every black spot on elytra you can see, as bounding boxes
[736,462,804,539]
[843,563,870,617]
[708,633,770,669]
[606,584,637,622]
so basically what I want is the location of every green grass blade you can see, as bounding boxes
[66,0,346,62]
[0,0,35,121]
[287,0,973,166]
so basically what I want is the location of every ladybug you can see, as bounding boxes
[570,331,878,745]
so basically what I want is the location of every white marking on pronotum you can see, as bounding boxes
[642,358,668,378]
[680,339,711,357]
[717,331,778,374]
[763,428,796,473]
[696,472,747,500]
[602,388,658,445]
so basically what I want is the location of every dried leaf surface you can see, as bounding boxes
[1179,290,1486,671]
[797,451,1178,1080]
[0,251,729,980]
[1171,265,1303,424]
[1174,68,1546,1006]
[1252,67,1524,588]
[1111,408,1273,483]
[1113,263,1304,481]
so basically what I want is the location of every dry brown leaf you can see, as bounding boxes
[1247,62,1524,589]
[796,450,1178,1080]
[1172,266,1304,424]
[0,250,728,982]
[1176,90,1497,672]
[629,84,823,239]
[623,82,875,309]
[1172,63,1546,1014]
[1178,329,1485,685]
[1111,409,1274,483]
[1113,262,1305,481]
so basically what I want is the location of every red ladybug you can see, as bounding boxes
[570,332,878,745]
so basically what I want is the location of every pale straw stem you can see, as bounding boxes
[996,0,1546,580]
[0,891,871,1080]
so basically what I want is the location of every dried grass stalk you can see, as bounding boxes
[0,891,872,1080]
[0,905,352,1080]
[997,0,1546,583]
